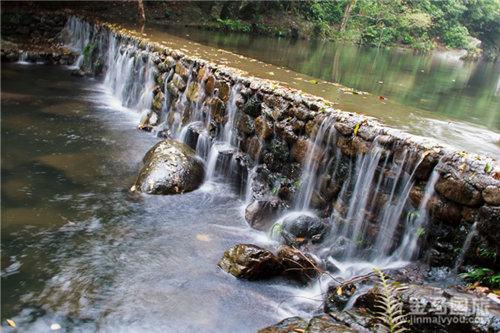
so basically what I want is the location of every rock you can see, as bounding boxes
[255,115,274,140]
[277,245,319,284]
[183,121,204,150]
[152,91,164,111]
[435,175,483,207]
[281,214,331,246]
[246,136,263,161]
[175,62,189,80]
[290,137,309,163]
[275,120,298,144]
[205,75,216,95]
[242,94,262,117]
[186,82,200,103]
[236,112,255,135]
[218,244,282,280]
[218,81,230,102]
[306,315,358,333]
[476,205,500,245]
[171,73,186,91]
[334,122,353,136]
[483,185,500,206]
[324,283,358,311]
[207,97,225,123]
[428,196,463,224]
[245,198,285,231]
[166,81,179,97]
[133,140,204,195]
[257,317,308,333]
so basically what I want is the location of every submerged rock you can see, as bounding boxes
[133,140,204,195]
[218,244,282,280]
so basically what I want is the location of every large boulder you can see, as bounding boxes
[218,244,283,280]
[257,317,307,333]
[132,140,204,195]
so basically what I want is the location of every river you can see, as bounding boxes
[134,23,500,158]
[1,63,318,332]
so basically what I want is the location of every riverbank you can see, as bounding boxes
[2,9,499,333]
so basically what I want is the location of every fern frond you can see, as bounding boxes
[373,268,409,333]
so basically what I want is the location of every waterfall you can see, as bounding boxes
[62,16,447,271]
[17,51,28,64]
[453,222,478,272]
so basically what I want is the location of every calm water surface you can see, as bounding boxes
[1,63,312,332]
[136,24,500,157]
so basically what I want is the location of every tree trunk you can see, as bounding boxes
[137,0,146,23]
[340,0,356,32]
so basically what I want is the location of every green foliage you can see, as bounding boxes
[82,43,95,63]
[373,268,408,333]
[216,18,251,33]
[459,267,500,288]
[442,25,470,48]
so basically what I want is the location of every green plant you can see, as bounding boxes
[82,43,95,63]
[459,267,500,288]
[373,268,408,333]
[478,247,497,260]
[215,18,251,33]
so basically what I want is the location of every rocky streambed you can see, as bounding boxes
[2,10,500,333]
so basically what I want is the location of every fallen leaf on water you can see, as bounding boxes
[308,79,318,84]
[196,234,211,242]
[267,71,275,76]
[6,319,16,327]
[379,95,386,101]
[336,287,343,295]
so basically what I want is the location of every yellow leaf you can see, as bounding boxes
[353,122,361,136]
[336,286,343,295]
[6,319,16,327]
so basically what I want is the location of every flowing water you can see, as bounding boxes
[1,16,492,332]
[1,63,313,332]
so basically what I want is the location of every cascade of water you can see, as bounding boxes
[63,16,91,52]
[453,222,478,272]
[17,51,28,64]
[294,116,336,211]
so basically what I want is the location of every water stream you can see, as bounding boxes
[1,16,490,332]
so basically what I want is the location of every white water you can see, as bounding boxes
[61,16,471,321]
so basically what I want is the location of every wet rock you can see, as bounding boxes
[171,73,187,91]
[277,245,319,284]
[290,137,309,163]
[306,315,358,333]
[429,196,463,224]
[262,139,290,172]
[245,197,285,231]
[281,214,331,246]
[186,82,200,103]
[208,96,225,123]
[246,136,263,161]
[218,244,282,280]
[257,317,307,333]
[166,81,180,97]
[334,122,353,136]
[217,81,230,102]
[255,115,274,140]
[236,112,255,135]
[242,94,262,117]
[476,205,500,245]
[175,62,189,80]
[152,91,164,111]
[324,283,358,311]
[483,185,500,206]
[133,140,204,195]
[435,175,483,207]
[275,121,298,144]
[205,75,216,95]
[183,121,204,150]
[196,66,207,81]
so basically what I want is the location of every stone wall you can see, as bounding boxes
[3,12,498,270]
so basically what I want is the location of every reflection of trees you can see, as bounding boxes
[168,26,499,131]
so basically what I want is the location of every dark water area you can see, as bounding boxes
[162,26,500,133]
[1,63,308,332]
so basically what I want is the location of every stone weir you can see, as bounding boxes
[5,13,499,272]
